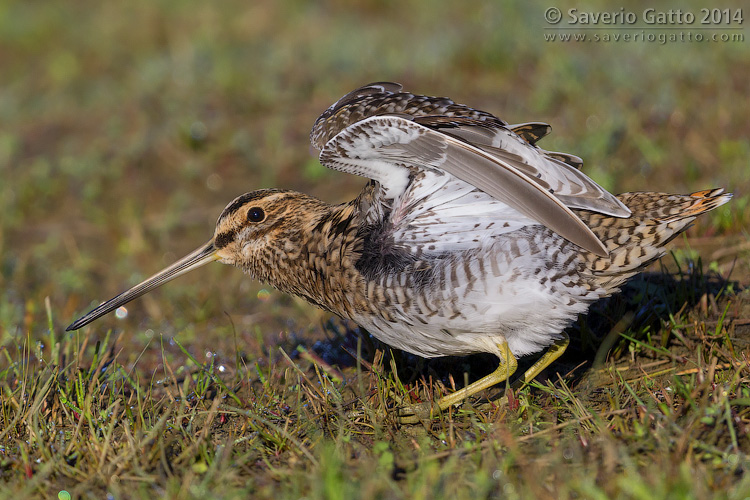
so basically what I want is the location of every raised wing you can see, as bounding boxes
[412,116,625,215]
[310,82,504,150]
[312,83,627,215]
[320,115,611,256]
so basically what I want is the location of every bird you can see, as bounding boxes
[67,82,731,422]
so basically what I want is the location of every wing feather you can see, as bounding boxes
[320,116,611,256]
[412,116,629,217]
[507,122,551,145]
[310,82,504,150]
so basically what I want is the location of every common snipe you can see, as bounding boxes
[67,82,731,421]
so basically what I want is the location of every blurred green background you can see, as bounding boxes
[1,0,747,360]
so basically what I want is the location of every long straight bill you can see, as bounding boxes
[66,241,219,331]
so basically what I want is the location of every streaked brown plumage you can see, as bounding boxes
[67,83,731,421]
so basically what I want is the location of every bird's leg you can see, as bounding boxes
[510,332,569,391]
[395,334,569,424]
[396,339,518,423]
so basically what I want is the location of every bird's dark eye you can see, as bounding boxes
[247,207,265,222]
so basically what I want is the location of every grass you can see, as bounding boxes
[1,0,749,498]
[2,270,749,499]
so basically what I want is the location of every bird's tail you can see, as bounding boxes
[578,188,732,292]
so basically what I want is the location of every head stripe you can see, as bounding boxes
[220,191,275,220]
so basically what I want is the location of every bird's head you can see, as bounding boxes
[210,189,302,267]
[66,189,308,331]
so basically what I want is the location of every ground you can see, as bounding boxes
[1,1,749,499]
